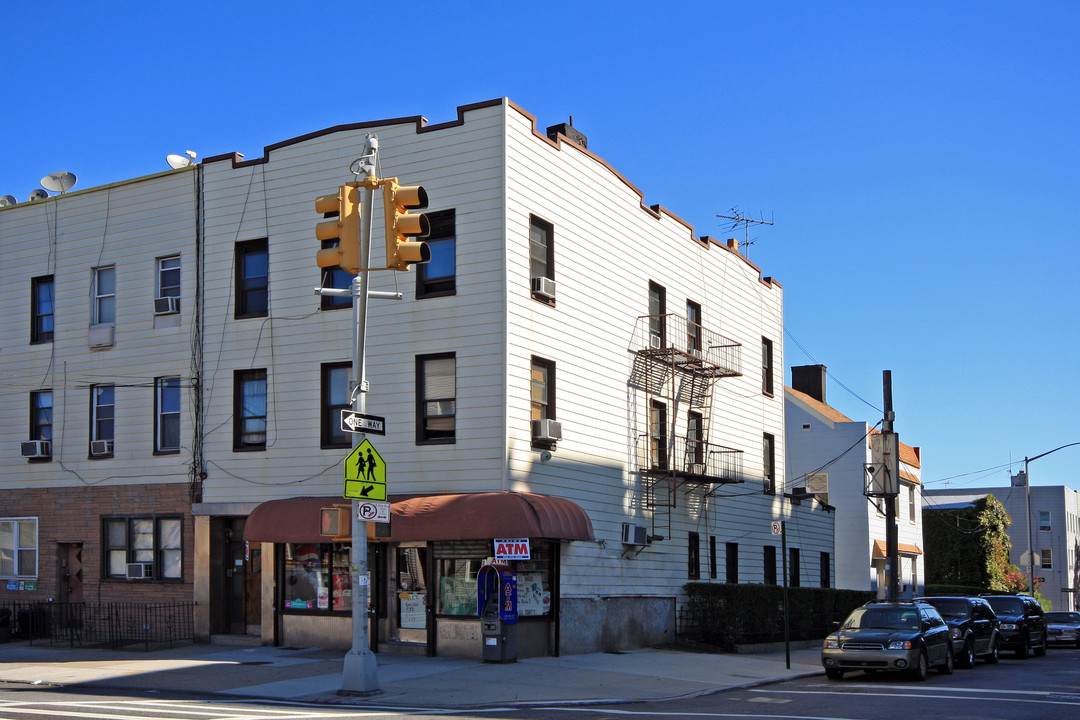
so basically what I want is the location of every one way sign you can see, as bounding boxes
[340,411,386,435]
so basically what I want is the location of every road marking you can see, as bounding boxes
[751,688,1080,707]
[539,707,860,719]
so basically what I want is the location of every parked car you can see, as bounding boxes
[981,594,1047,658]
[1044,611,1080,647]
[915,596,1000,667]
[822,601,954,681]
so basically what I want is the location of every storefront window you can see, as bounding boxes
[438,558,482,615]
[396,546,427,629]
[283,543,351,613]
[516,542,553,617]
[429,540,555,619]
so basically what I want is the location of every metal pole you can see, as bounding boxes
[883,371,899,602]
[781,520,790,669]
[1024,457,1034,596]
[341,140,379,695]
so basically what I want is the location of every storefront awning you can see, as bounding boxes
[244,492,594,544]
[872,539,923,558]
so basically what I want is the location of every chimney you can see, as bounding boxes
[791,364,827,403]
[546,120,587,149]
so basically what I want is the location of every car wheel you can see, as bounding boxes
[1034,634,1047,657]
[1016,633,1030,659]
[909,650,929,681]
[984,639,1000,664]
[959,640,975,669]
[825,668,844,680]
[938,645,954,675]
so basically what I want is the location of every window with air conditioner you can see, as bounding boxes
[104,517,182,580]
[530,357,558,444]
[90,385,114,457]
[529,215,554,302]
[125,562,153,579]
[27,390,52,460]
[154,296,179,315]
[531,276,556,300]
[21,440,51,459]
[157,255,181,312]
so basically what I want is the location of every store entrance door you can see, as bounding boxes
[393,544,429,647]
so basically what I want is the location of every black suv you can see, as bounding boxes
[981,593,1047,658]
[916,596,1001,667]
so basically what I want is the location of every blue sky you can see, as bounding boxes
[4,2,1078,488]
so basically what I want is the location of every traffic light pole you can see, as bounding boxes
[341,139,379,696]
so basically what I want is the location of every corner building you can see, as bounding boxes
[2,99,833,657]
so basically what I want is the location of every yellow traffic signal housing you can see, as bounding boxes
[315,184,362,274]
[382,179,431,270]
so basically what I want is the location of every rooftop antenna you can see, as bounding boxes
[41,171,78,194]
[166,150,198,169]
[717,207,774,259]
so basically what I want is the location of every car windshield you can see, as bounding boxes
[925,599,969,619]
[1045,612,1080,623]
[985,597,1023,615]
[843,607,920,631]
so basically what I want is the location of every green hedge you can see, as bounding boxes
[683,583,874,649]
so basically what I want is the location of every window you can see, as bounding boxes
[761,337,774,395]
[31,276,54,343]
[686,300,702,353]
[417,209,456,297]
[30,390,52,444]
[417,354,455,443]
[687,411,704,470]
[648,282,666,347]
[908,485,917,523]
[531,356,555,423]
[319,238,353,311]
[820,552,831,588]
[789,547,800,587]
[0,518,37,578]
[726,542,738,584]
[103,517,182,580]
[688,532,700,579]
[92,266,116,325]
[155,376,180,453]
[1041,548,1052,569]
[529,215,554,297]
[283,542,351,612]
[1039,511,1051,532]
[763,433,776,494]
[709,535,717,579]
[157,256,181,308]
[650,400,668,470]
[236,239,268,318]
[91,384,115,455]
[234,369,267,450]
[321,362,351,448]
[764,545,777,585]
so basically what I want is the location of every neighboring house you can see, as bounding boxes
[924,480,1080,612]
[785,365,924,597]
[1,98,833,658]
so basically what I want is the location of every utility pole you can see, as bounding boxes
[717,208,773,259]
[882,371,900,603]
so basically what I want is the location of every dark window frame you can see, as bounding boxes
[417,209,456,298]
[154,376,181,455]
[234,369,268,451]
[688,531,700,580]
[648,281,666,347]
[101,515,183,582]
[416,353,456,444]
[650,399,668,470]
[235,239,269,318]
[90,384,115,457]
[764,545,777,585]
[762,337,774,396]
[726,542,739,584]
[29,390,53,458]
[686,300,702,353]
[709,535,718,579]
[321,362,352,449]
[31,275,54,344]
[319,238,354,311]
[529,215,555,304]
[820,551,831,588]
[789,547,800,587]
[763,432,776,494]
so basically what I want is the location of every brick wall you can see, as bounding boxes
[0,483,194,605]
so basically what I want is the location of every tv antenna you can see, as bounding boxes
[717,207,773,259]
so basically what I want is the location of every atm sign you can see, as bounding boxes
[494,538,530,560]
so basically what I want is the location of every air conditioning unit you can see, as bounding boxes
[125,563,153,580]
[90,440,113,456]
[650,334,663,349]
[531,276,556,300]
[531,419,562,443]
[21,440,51,458]
[687,463,706,475]
[621,523,648,546]
[154,296,180,315]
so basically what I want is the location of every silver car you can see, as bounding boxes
[1045,611,1080,647]
[822,601,954,681]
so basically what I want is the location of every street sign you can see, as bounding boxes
[343,438,387,501]
[357,500,390,523]
[340,410,386,435]
[770,521,782,536]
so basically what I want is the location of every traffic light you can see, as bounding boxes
[315,184,362,274]
[382,179,431,271]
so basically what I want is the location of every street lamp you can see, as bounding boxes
[1022,442,1080,596]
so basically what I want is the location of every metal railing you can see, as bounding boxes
[638,434,744,484]
[635,314,742,378]
[0,601,194,650]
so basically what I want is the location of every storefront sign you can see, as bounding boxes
[399,592,426,629]
[494,538,530,560]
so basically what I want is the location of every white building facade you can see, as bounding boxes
[785,365,923,597]
[2,99,833,656]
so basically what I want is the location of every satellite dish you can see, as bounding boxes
[166,150,197,169]
[41,171,77,194]
[0,195,16,207]
[29,189,49,201]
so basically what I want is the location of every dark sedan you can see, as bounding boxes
[822,601,954,681]
[1044,611,1080,647]
[916,596,1000,667]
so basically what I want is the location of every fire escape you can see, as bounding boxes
[633,313,744,508]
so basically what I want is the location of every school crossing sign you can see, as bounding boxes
[343,438,386,501]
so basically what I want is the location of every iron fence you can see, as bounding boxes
[0,601,194,650]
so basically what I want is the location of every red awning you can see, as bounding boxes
[244,492,594,544]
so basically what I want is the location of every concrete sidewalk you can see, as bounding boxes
[0,639,824,709]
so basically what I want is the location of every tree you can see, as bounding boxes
[923,494,1013,588]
